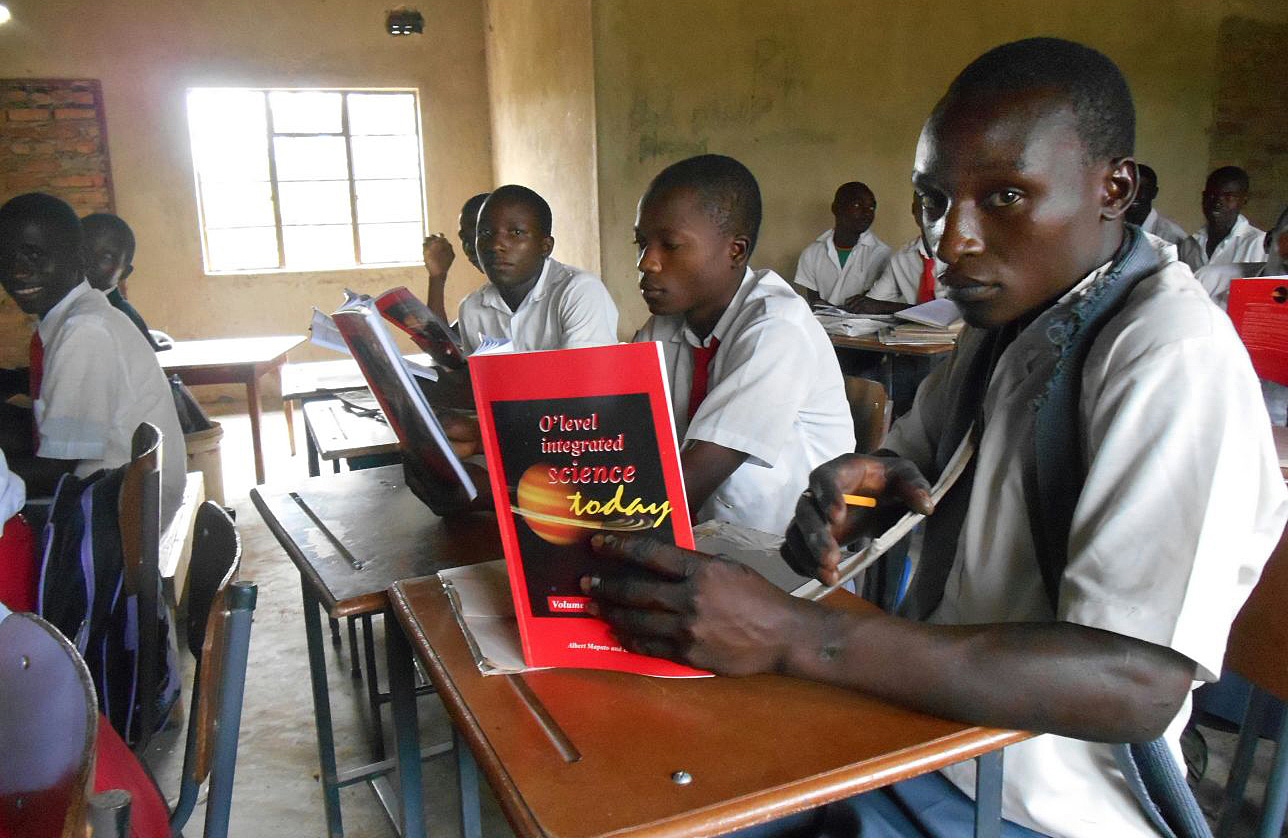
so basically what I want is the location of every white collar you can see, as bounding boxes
[37,280,94,343]
[479,258,553,314]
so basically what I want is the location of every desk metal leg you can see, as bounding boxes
[361,613,387,761]
[247,378,266,484]
[973,750,1004,838]
[348,617,362,678]
[386,610,425,838]
[301,586,345,837]
[456,727,481,838]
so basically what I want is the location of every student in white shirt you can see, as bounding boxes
[582,39,1287,838]
[632,155,854,537]
[1179,166,1268,270]
[1124,163,1186,245]
[456,185,618,354]
[0,194,185,525]
[861,195,948,311]
[792,182,892,310]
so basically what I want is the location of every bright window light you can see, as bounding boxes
[186,87,427,274]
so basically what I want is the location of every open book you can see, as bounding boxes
[878,298,964,346]
[332,294,477,514]
[374,286,467,370]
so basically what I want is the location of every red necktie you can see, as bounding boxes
[917,255,936,304]
[28,332,43,400]
[687,337,720,423]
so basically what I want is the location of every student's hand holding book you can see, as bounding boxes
[440,412,483,460]
[781,453,934,587]
[580,533,812,677]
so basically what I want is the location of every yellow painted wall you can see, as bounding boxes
[0,0,493,367]
[482,0,600,289]
[592,0,1288,333]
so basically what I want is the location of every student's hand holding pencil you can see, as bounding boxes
[781,453,934,587]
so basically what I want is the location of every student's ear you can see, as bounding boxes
[1102,157,1137,220]
[120,264,134,283]
[728,234,751,268]
[540,235,554,259]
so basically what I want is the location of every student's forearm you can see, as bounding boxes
[680,441,748,514]
[847,296,908,315]
[425,272,449,325]
[778,605,1193,742]
[793,284,820,306]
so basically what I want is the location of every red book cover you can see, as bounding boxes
[374,286,467,370]
[1227,277,1288,387]
[469,342,703,676]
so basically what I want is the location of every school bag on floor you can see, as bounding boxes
[36,466,180,747]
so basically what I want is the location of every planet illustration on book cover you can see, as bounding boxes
[512,462,664,546]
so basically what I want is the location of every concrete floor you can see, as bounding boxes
[138,402,1286,837]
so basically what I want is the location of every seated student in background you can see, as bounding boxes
[423,191,489,325]
[0,194,185,525]
[1179,165,1267,271]
[80,212,165,351]
[632,155,854,537]
[1124,163,1186,246]
[455,184,618,354]
[583,39,1287,837]
[850,194,947,314]
[792,181,891,311]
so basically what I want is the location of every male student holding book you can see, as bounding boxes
[0,194,185,525]
[581,38,1287,837]
[454,184,618,354]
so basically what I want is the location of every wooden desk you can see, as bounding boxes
[388,576,1031,838]
[251,467,502,838]
[280,354,435,402]
[161,335,304,484]
[828,332,957,356]
[301,397,399,477]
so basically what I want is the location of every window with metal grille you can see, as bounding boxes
[186,88,426,274]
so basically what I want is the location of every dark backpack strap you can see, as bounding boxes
[1028,227,1212,838]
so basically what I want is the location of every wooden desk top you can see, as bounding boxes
[828,333,957,357]
[302,398,398,461]
[251,466,501,618]
[390,575,1030,838]
[280,354,434,401]
[160,335,304,372]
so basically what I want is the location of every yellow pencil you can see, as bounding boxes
[842,493,877,508]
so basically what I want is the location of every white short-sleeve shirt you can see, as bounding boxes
[1139,209,1187,246]
[633,268,855,536]
[456,258,618,354]
[34,282,186,525]
[885,242,1288,837]
[866,236,948,304]
[1178,214,1268,271]
[793,229,892,305]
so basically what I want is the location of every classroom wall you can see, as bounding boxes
[481,0,600,285]
[0,0,493,368]
[591,0,1288,332]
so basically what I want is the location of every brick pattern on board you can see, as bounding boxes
[0,78,114,366]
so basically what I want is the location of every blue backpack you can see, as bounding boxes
[36,466,180,747]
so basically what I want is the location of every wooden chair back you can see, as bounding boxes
[844,375,890,454]
[0,610,98,838]
[169,502,256,838]
[118,422,163,751]
[1224,520,1288,703]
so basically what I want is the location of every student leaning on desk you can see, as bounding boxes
[580,37,1288,838]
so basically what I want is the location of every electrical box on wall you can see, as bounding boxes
[386,7,423,36]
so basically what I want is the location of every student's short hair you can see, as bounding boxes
[647,154,763,254]
[835,182,874,202]
[460,192,489,226]
[81,212,136,262]
[484,185,552,237]
[938,37,1135,162]
[0,192,82,254]
[1136,164,1158,190]
[1206,166,1250,193]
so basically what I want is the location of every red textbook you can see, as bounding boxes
[1227,277,1288,387]
[469,342,702,676]
[375,286,467,370]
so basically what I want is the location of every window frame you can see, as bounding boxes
[186,86,429,276]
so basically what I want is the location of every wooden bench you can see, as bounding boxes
[159,471,206,612]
